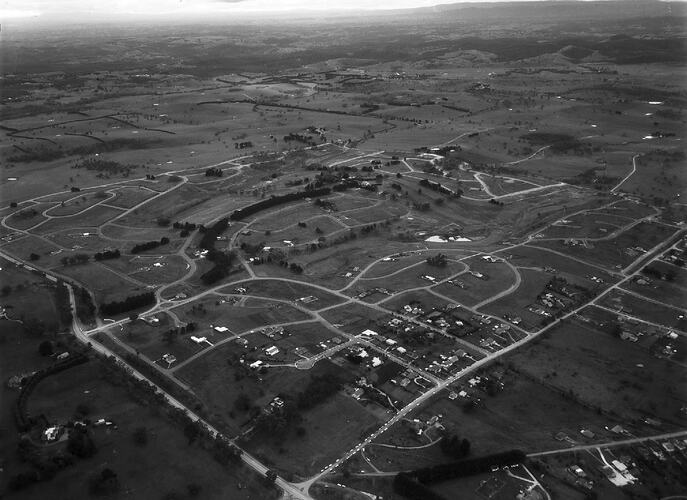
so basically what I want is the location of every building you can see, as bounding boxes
[265,346,280,356]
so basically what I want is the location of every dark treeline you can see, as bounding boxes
[205,167,223,177]
[419,178,458,197]
[15,353,89,431]
[130,237,169,254]
[198,218,234,285]
[94,249,120,261]
[61,253,90,266]
[100,292,155,316]
[393,450,526,499]
[199,218,229,250]
[230,187,332,221]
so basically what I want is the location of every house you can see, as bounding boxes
[620,330,638,342]
[249,360,263,369]
[352,387,364,399]
[371,357,383,367]
[396,346,407,354]
[214,326,229,333]
[361,329,379,337]
[191,336,207,344]
[265,346,280,356]
[43,426,62,442]
[580,429,595,439]
[568,465,586,478]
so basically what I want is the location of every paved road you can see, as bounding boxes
[528,430,687,457]
[611,154,641,193]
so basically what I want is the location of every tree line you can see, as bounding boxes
[100,291,155,316]
[131,237,169,254]
[229,187,332,221]
[393,450,526,499]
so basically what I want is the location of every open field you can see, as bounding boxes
[32,205,125,235]
[17,358,278,500]
[225,279,346,310]
[535,221,679,271]
[599,289,687,331]
[432,257,517,307]
[172,296,312,335]
[505,245,618,288]
[59,262,150,304]
[507,318,687,424]
[354,259,467,294]
[481,268,558,329]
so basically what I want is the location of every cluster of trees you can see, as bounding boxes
[67,426,97,458]
[419,178,457,197]
[61,253,90,266]
[7,439,74,491]
[94,249,120,261]
[173,221,198,231]
[75,286,96,324]
[489,198,505,206]
[88,468,120,496]
[235,141,253,149]
[55,281,74,327]
[199,218,229,250]
[283,133,318,147]
[230,187,332,221]
[296,374,342,410]
[205,167,223,177]
[201,250,237,285]
[313,198,336,211]
[131,237,169,254]
[174,221,198,237]
[439,434,471,459]
[161,322,198,344]
[254,400,302,435]
[100,291,155,316]
[393,450,526,500]
[426,253,448,267]
[198,218,235,285]
[642,265,676,282]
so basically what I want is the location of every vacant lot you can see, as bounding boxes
[622,277,687,309]
[432,259,517,308]
[172,296,312,336]
[356,259,467,294]
[599,289,687,331]
[481,268,555,330]
[506,245,618,288]
[535,221,677,271]
[59,262,149,305]
[32,205,125,235]
[225,278,347,310]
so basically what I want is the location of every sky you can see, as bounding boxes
[0,0,474,21]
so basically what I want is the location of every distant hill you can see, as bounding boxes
[402,1,686,22]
